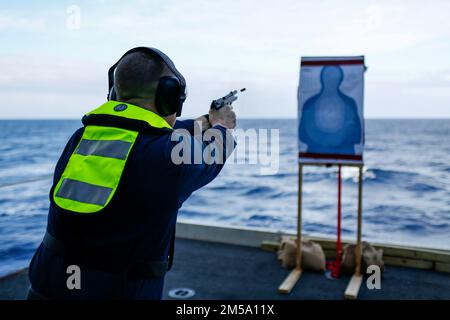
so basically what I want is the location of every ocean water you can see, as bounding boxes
[0,119,449,276]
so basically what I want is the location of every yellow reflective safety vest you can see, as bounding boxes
[52,101,172,214]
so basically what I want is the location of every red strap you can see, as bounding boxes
[327,165,342,278]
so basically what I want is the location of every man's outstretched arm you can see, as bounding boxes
[169,106,237,202]
[173,115,211,135]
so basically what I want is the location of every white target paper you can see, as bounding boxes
[298,56,365,164]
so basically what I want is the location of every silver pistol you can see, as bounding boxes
[210,88,246,110]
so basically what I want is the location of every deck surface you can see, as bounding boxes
[1,238,450,300]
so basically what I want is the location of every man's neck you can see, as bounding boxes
[120,99,176,127]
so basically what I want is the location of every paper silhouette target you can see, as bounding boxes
[298,57,365,164]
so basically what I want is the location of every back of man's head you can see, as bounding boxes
[114,51,164,104]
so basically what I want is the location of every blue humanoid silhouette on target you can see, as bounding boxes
[299,65,362,155]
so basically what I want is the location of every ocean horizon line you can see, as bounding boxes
[0,117,449,121]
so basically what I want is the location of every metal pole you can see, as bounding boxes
[337,164,342,267]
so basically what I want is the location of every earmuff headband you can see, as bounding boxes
[107,47,186,116]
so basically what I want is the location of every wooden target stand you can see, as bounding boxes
[278,161,364,299]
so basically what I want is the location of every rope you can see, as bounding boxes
[0,174,53,189]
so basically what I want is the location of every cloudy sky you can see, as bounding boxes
[1,0,450,119]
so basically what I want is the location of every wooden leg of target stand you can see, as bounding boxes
[345,165,364,299]
[278,163,303,294]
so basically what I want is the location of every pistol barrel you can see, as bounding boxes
[211,88,246,110]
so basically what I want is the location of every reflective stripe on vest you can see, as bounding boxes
[75,139,132,159]
[53,101,172,214]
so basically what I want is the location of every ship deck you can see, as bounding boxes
[1,237,450,300]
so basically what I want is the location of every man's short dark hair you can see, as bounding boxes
[114,52,164,101]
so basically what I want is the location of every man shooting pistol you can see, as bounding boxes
[27,47,238,300]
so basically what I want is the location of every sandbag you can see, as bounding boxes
[341,241,384,274]
[277,238,326,272]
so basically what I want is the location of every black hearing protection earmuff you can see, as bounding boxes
[107,47,187,117]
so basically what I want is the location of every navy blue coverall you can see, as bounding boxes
[28,118,234,299]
